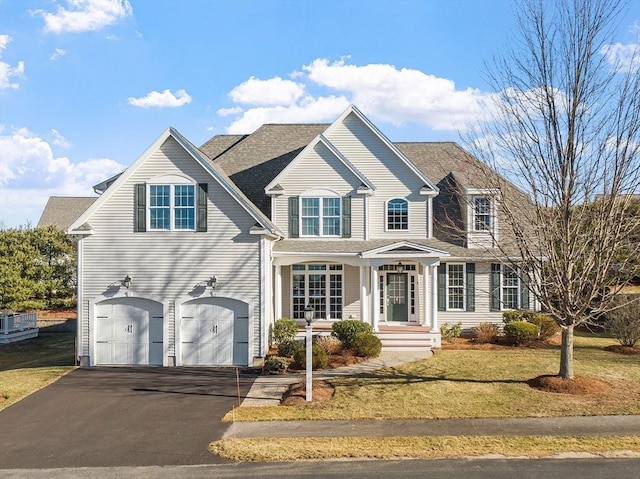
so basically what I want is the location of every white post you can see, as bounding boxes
[275,264,282,321]
[371,267,379,332]
[359,266,368,324]
[305,323,313,402]
[423,264,431,328]
[430,265,439,333]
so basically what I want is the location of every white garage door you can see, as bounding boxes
[95,297,163,366]
[180,297,249,366]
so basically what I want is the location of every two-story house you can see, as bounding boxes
[47,105,532,367]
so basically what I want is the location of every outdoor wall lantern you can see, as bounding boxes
[122,275,132,289]
[208,275,218,289]
[396,262,405,273]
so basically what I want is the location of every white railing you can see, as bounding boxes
[1,312,38,335]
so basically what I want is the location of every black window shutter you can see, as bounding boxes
[134,184,146,232]
[437,263,446,311]
[289,196,299,238]
[520,269,530,310]
[342,196,351,238]
[466,263,475,312]
[197,183,208,232]
[490,263,501,311]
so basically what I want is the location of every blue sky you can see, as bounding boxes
[0,0,638,228]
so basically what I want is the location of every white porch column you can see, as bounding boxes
[371,266,379,332]
[275,264,282,321]
[359,266,369,325]
[423,264,431,328]
[430,265,439,332]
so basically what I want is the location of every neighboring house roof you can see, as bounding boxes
[38,197,97,230]
[68,127,281,236]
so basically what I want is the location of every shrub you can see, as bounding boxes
[332,320,373,348]
[263,356,291,373]
[273,317,298,344]
[502,310,523,324]
[315,335,343,355]
[277,339,303,358]
[606,295,640,347]
[18,300,47,311]
[351,332,382,358]
[473,322,499,343]
[503,321,538,345]
[440,322,462,343]
[529,314,559,340]
[292,344,329,370]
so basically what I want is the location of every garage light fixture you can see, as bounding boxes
[122,275,132,289]
[208,276,218,289]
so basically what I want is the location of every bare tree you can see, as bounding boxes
[466,0,640,379]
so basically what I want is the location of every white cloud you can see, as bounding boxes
[600,42,640,72]
[229,76,305,106]
[217,106,243,117]
[127,89,192,108]
[32,0,133,34]
[0,126,125,228]
[219,58,492,134]
[50,48,66,61]
[225,96,349,134]
[50,129,71,148]
[0,34,25,90]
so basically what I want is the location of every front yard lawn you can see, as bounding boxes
[0,332,75,410]
[228,334,640,421]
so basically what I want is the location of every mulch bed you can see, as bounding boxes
[603,344,640,355]
[527,375,610,395]
[281,380,335,405]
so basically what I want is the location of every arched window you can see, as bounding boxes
[387,198,408,230]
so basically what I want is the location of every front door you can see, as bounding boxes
[386,273,408,322]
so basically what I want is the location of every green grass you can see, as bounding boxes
[210,436,640,462]
[228,334,640,421]
[0,332,76,410]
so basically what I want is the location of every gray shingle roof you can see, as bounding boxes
[200,124,328,216]
[38,197,97,230]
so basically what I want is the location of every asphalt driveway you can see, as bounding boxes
[0,367,258,469]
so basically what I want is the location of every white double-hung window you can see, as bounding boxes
[149,184,195,230]
[301,197,341,236]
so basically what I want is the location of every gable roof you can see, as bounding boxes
[323,105,439,195]
[264,133,375,194]
[68,127,280,236]
[200,124,326,216]
[38,197,97,230]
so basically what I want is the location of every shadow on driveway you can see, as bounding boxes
[0,367,258,469]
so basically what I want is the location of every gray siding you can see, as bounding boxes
[343,264,360,319]
[80,137,263,362]
[326,113,429,239]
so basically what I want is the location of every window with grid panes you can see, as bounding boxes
[291,264,343,319]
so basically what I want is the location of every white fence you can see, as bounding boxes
[1,312,38,335]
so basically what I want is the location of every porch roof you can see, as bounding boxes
[272,239,516,260]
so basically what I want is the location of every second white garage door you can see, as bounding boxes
[180,297,249,366]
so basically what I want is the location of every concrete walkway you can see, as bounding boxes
[241,350,431,407]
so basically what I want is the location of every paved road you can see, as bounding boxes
[1,458,639,479]
[0,367,257,469]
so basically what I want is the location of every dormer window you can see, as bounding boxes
[387,198,408,230]
[473,197,492,231]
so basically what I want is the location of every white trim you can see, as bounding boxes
[360,240,449,258]
[147,182,196,231]
[76,237,84,363]
[299,195,342,238]
[430,265,439,334]
[427,197,433,239]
